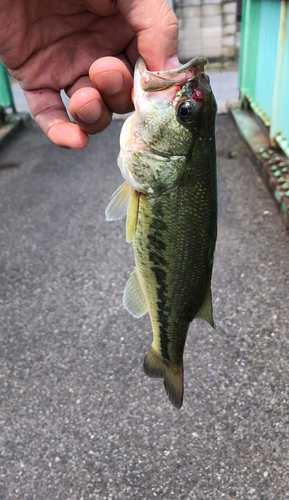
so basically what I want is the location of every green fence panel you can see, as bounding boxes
[239,0,289,158]
[239,0,262,103]
[271,0,289,156]
[254,0,281,125]
[0,62,16,112]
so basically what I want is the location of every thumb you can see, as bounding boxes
[118,0,179,71]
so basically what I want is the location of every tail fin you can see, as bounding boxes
[143,347,183,409]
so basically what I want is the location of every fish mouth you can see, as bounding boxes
[138,56,208,93]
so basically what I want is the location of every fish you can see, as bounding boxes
[105,56,217,409]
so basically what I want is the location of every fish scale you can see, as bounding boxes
[105,56,217,409]
[135,164,216,365]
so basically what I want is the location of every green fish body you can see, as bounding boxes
[106,57,217,409]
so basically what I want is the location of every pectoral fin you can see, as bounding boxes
[195,287,215,328]
[123,269,148,318]
[105,181,130,221]
[126,189,139,242]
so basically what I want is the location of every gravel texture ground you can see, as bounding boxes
[0,115,289,500]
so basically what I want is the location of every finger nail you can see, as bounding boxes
[75,100,101,123]
[94,72,124,95]
[165,56,180,70]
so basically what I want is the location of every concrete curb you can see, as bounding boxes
[0,112,31,151]
[229,103,289,230]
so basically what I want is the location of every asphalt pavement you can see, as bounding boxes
[0,114,289,500]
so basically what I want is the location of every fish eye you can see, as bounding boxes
[177,101,194,123]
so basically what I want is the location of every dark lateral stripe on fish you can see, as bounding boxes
[147,233,167,252]
[148,251,166,267]
[150,265,170,362]
[149,211,167,230]
[148,207,171,361]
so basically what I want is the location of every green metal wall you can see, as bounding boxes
[239,0,289,157]
[0,62,16,116]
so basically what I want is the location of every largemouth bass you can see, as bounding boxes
[106,56,217,409]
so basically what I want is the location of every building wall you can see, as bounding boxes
[174,0,238,61]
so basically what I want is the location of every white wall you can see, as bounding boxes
[174,0,238,61]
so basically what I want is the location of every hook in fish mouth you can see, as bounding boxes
[138,56,208,92]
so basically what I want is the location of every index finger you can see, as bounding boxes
[24,88,89,149]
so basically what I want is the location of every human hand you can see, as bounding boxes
[0,0,178,149]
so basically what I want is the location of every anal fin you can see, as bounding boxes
[143,347,165,378]
[123,269,148,318]
[143,347,184,409]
